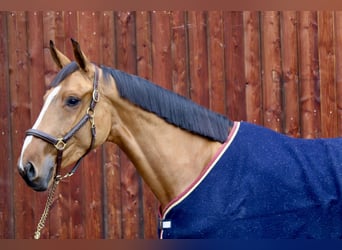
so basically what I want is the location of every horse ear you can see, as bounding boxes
[71,38,92,72]
[49,40,71,69]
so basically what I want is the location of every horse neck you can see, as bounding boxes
[105,90,224,208]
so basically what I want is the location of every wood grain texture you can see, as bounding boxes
[208,11,226,115]
[244,11,262,125]
[335,11,342,137]
[281,11,300,137]
[0,11,14,239]
[261,11,283,132]
[318,11,337,138]
[188,11,209,107]
[224,11,246,121]
[171,11,189,97]
[298,11,321,138]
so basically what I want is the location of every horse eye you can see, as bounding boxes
[65,96,80,107]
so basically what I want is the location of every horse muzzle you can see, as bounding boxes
[18,160,55,192]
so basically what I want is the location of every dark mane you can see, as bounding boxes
[50,62,79,87]
[101,65,233,143]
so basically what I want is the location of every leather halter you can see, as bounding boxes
[25,65,99,181]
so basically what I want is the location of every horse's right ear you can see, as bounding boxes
[49,40,71,69]
[71,38,92,73]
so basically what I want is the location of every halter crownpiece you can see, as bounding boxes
[26,64,99,239]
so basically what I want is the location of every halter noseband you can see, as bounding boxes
[25,65,99,182]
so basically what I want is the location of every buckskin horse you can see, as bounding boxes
[18,39,342,239]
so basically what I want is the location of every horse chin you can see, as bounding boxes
[33,166,55,192]
[31,184,49,192]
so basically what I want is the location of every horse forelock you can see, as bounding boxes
[100,65,233,143]
[50,62,79,87]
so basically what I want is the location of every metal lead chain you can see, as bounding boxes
[56,172,74,181]
[33,179,60,239]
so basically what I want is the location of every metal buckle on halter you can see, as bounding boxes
[87,107,95,117]
[92,89,99,103]
[87,108,96,128]
[54,138,66,151]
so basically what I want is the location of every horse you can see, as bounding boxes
[18,39,342,239]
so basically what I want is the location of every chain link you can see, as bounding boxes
[56,172,74,181]
[33,179,60,239]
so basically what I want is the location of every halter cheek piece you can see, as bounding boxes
[25,65,99,182]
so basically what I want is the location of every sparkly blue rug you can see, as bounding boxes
[159,122,342,239]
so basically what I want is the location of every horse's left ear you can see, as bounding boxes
[71,38,92,73]
[49,40,71,69]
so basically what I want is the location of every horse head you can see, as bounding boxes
[18,39,112,191]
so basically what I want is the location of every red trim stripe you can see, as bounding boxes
[159,121,240,218]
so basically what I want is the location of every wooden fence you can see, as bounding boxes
[1,10,342,239]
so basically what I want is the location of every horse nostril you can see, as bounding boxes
[24,162,37,181]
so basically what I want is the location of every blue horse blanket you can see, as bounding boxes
[159,122,342,239]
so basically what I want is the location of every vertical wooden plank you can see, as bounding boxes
[261,11,283,132]
[63,10,86,239]
[0,11,14,239]
[54,11,66,48]
[207,11,226,115]
[102,144,122,239]
[64,11,79,56]
[8,11,36,239]
[78,11,103,239]
[136,11,158,239]
[102,140,122,238]
[187,11,209,107]
[171,11,189,97]
[281,11,300,137]
[151,11,172,90]
[318,11,337,138]
[335,11,342,137]
[116,11,137,75]
[244,11,262,125]
[116,11,141,239]
[100,11,123,239]
[136,11,154,81]
[100,11,116,67]
[224,11,246,121]
[298,11,321,138]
